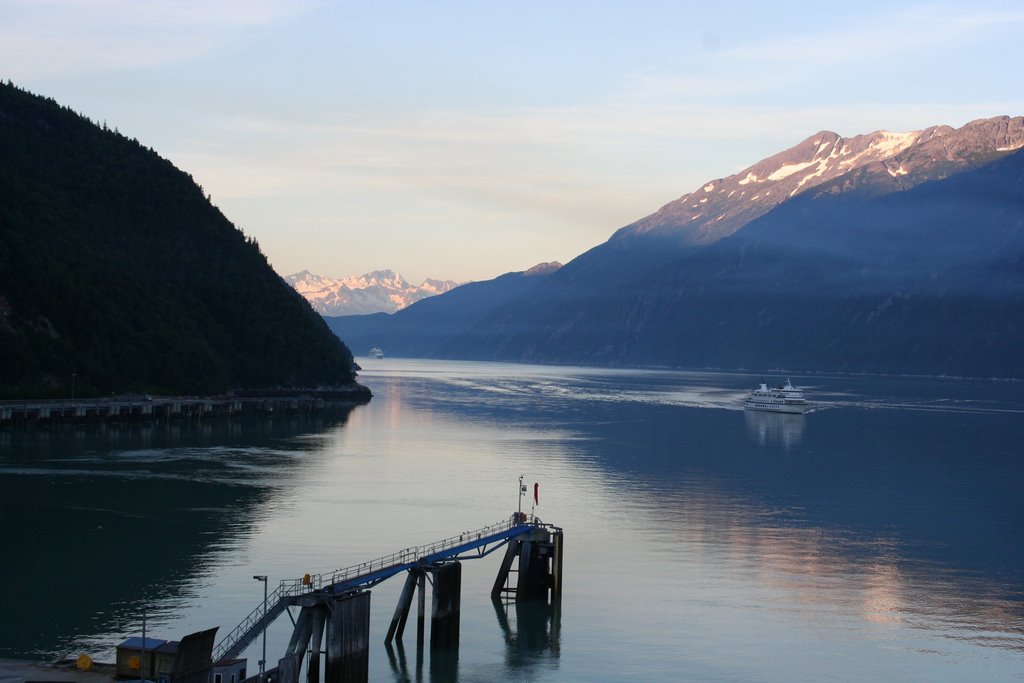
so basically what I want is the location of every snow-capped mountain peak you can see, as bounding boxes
[619,115,1023,245]
[287,269,460,316]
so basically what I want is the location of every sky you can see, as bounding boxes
[2,1,1023,284]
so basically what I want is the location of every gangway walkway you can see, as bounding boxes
[213,516,544,663]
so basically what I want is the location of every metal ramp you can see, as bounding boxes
[213,516,540,662]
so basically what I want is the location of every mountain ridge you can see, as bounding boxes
[326,262,563,358]
[617,116,1024,246]
[328,116,1024,378]
[287,268,459,316]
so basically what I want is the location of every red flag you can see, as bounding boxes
[533,482,539,505]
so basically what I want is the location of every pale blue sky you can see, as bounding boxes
[3,1,1023,282]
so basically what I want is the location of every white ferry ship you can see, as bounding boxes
[368,347,384,359]
[744,379,807,414]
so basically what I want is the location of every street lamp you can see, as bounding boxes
[253,575,268,682]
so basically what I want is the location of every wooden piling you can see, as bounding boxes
[325,592,370,683]
[416,571,426,650]
[277,605,317,683]
[552,528,564,602]
[306,606,326,683]
[491,540,520,598]
[429,562,461,650]
[490,527,562,603]
[385,570,419,644]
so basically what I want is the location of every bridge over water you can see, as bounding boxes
[214,515,563,683]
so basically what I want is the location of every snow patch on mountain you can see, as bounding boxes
[287,269,461,316]
[768,161,815,181]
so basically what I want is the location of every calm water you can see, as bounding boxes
[1,359,1023,681]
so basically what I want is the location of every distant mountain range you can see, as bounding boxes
[286,269,459,315]
[327,116,1024,378]
[0,82,368,399]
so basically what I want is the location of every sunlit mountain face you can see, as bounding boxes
[614,116,1024,245]
[328,117,1024,379]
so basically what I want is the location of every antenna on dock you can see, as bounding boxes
[518,474,526,516]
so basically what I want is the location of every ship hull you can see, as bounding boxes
[744,400,806,414]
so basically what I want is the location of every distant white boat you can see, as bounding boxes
[744,379,807,414]
[369,347,384,359]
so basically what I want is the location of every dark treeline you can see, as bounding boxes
[0,81,365,399]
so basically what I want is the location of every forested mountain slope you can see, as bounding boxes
[0,82,367,399]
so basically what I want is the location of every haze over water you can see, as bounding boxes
[2,359,1022,681]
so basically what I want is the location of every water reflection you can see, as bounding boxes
[0,407,360,660]
[381,598,561,683]
[364,362,1024,661]
[6,361,1024,680]
[384,640,417,683]
[631,480,1024,649]
[743,409,806,449]
[492,597,561,670]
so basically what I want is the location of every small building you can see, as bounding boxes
[114,628,237,683]
[115,636,167,679]
[153,641,181,683]
[212,659,247,683]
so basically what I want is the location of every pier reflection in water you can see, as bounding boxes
[491,596,561,671]
[382,598,560,683]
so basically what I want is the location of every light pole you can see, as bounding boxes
[253,575,268,682]
[518,474,527,520]
[71,372,77,405]
[140,604,147,683]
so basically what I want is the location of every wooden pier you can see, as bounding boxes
[0,395,346,427]
[215,516,563,683]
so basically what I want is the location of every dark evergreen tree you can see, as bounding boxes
[0,81,368,399]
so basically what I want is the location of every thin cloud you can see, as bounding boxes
[0,0,318,78]
[625,5,1024,101]
[169,97,1024,264]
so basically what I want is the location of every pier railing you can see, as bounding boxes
[284,517,521,594]
[214,516,531,662]
[213,582,293,663]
